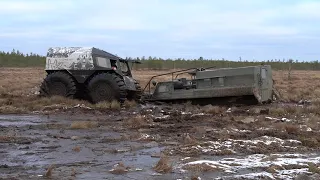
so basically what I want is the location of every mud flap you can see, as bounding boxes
[252,87,262,104]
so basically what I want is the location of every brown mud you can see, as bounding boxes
[1,101,320,180]
[1,67,320,179]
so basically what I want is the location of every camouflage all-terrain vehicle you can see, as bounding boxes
[143,65,278,105]
[39,47,142,103]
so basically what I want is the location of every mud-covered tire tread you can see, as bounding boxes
[86,72,127,103]
[113,75,127,102]
[135,82,142,99]
[127,81,142,102]
[39,71,77,98]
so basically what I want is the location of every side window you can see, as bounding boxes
[96,57,111,68]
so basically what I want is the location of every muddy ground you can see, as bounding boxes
[1,68,320,179]
[1,101,320,180]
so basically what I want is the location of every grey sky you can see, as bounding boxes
[0,0,319,61]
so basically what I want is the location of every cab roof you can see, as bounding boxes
[47,47,120,60]
[46,47,142,63]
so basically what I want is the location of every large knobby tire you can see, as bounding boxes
[39,71,77,98]
[127,81,142,102]
[87,73,127,103]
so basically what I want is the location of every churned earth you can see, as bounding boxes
[1,101,320,180]
[1,68,320,179]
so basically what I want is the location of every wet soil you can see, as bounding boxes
[1,102,320,180]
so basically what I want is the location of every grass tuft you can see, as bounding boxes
[153,155,173,173]
[183,133,198,145]
[269,107,286,116]
[94,101,111,110]
[109,162,129,174]
[44,164,55,177]
[202,105,225,114]
[123,100,137,108]
[183,163,220,172]
[284,124,300,135]
[308,162,320,174]
[124,115,148,129]
[300,137,319,148]
[72,146,81,152]
[110,100,121,110]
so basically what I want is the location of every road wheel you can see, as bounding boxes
[39,71,77,98]
[87,73,126,103]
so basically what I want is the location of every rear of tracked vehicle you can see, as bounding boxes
[39,47,142,103]
[143,65,275,105]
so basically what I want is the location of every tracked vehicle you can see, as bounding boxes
[143,65,275,105]
[39,47,142,103]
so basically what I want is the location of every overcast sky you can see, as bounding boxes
[0,0,319,61]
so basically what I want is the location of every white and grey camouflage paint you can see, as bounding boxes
[46,47,94,70]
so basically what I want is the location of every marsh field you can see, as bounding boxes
[1,67,320,180]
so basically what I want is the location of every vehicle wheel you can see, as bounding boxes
[39,71,77,98]
[127,81,142,102]
[87,73,126,103]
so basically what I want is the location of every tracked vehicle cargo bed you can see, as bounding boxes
[143,65,275,104]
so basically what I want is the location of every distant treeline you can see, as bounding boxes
[1,49,320,70]
[0,49,45,67]
[129,56,320,70]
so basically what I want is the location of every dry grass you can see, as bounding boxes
[72,146,81,152]
[183,163,221,172]
[261,154,279,162]
[300,137,319,148]
[93,100,121,110]
[71,168,76,177]
[110,100,121,110]
[133,69,177,91]
[191,126,206,138]
[202,105,225,115]
[109,162,130,174]
[70,121,98,129]
[273,70,320,102]
[269,104,317,117]
[269,107,286,116]
[0,105,26,114]
[0,136,15,143]
[283,164,309,170]
[124,115,149,129]
[93,101,112,110]
[0,95,90,113]
[284,124,300,135]
[1,68,320,103]
[44,164,55,177]
[216,149,235,156]
[123,100,137,108]
[308,162,320,174]
[191,176,201,180]
[153,155,173,173]
[0,68,44,97]
[306,116,320,130]
[2,68,320,113]
[266,165,285,173]
[183,133,198,145]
